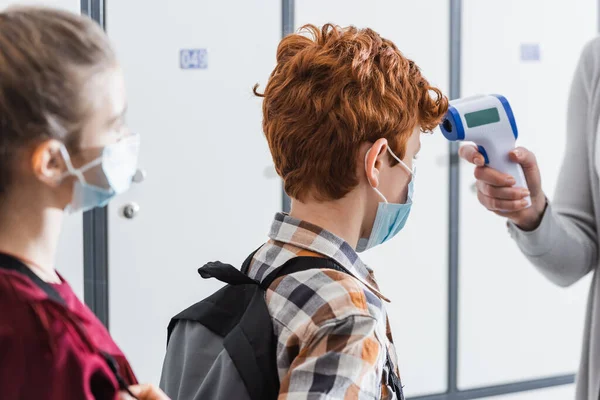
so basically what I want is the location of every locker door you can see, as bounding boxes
[0,0,84,297]
[459,0,596,389]
[295,1,449,397]
[106,0,282,383]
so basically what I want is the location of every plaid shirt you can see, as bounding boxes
[247,213,403,399]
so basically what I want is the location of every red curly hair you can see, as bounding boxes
[254,24,448,202]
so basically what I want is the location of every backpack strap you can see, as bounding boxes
[385,352,405,399]
[100,351,138,398]
[240,246,261,275]
[0,253,65,306]
[260,255,350,290]
[198,247,350,289]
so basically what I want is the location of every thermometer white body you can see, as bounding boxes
[439,94,531,208]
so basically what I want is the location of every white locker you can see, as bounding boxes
[487,385,575,400]
[459,0,596,389]
[295,1,450,397]
[105,0,282,384]
[0,1,84,298]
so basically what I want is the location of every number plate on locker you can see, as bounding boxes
[180,49,208,69]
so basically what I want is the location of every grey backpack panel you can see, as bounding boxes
[160,321,251,400]
[160,257,281,400]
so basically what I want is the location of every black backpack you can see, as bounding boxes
[159,250,405,400]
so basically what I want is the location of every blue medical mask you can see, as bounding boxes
[59,134,140,213]
[356,146,415,253]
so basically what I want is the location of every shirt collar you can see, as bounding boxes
[269,213,390,302]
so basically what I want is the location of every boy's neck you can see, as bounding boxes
[289,194,367,249]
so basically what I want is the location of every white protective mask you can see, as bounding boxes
[356,146,415,252]
[59,134,140,213]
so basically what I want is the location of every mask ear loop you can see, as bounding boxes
[387,146,413,175]
[365,147,389,204]
[387,147,416,203]
[58,145,103,185]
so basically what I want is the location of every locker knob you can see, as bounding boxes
[132,169,146,184]
[122,202,140,219]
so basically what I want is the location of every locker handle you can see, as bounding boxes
[121,203,140,219]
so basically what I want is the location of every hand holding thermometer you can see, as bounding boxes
[439,94,531,208]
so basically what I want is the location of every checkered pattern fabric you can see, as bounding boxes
[247,213,402,399]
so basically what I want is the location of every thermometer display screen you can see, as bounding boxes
[464,107,500,128]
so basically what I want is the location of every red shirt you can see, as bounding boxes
[0,268,137,399]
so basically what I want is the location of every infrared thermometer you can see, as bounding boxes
[439,94,531,207]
